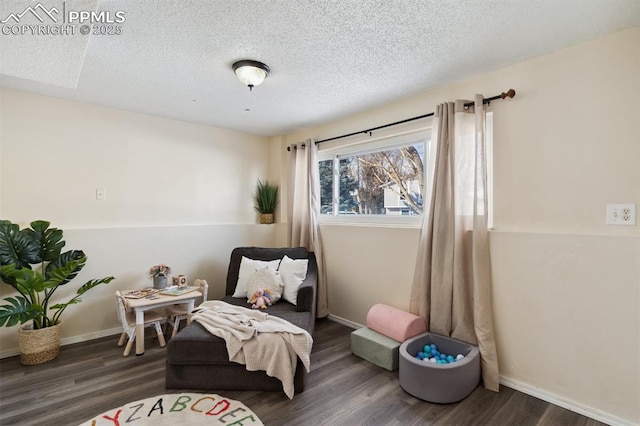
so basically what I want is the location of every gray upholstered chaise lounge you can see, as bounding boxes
[165,247,317,393]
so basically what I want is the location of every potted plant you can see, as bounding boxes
[148,264,172,289]
[0,220,114,365]
[253,179,279,224]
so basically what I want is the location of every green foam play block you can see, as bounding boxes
[351,326,400,371]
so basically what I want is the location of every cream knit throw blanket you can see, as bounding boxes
[190,301,313,399]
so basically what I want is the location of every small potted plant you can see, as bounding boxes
[149,264,172,289]
[0,220,115,365]
[253,179,279,224]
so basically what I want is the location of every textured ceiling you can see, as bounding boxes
[1,0,639,136]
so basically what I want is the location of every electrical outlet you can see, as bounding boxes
[96,188,106,201]
[606,204,636,225]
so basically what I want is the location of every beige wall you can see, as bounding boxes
[1,89,270,227]
[0,90,277,354]
[277,28,640,423]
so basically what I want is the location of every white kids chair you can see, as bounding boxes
[165,279,208,338]
[115,291,166,356]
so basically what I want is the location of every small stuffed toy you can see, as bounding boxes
[249,288,272,309]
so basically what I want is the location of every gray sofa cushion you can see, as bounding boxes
[169,296,313,365]
[220,295,314,331]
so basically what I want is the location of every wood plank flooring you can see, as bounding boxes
[0,319,605,426]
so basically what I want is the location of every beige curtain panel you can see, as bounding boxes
[287,139,329,318]
[410,95,499,391]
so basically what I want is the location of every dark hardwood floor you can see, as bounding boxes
[0,319,604,426]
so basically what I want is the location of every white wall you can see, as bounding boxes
[0,89,277,354]
[276,28,640,424]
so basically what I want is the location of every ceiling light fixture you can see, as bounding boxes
[232,60,270,91]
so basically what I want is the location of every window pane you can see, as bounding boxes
[319,159,334,214]
[339,143,425,216]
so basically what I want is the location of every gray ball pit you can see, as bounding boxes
[399,332,481,403]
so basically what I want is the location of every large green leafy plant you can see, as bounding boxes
[0,220,114,329]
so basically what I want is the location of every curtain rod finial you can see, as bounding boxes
[501,89,516,99]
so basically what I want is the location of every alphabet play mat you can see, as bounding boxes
[79,393,263,425]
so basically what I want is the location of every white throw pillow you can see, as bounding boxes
[278,255,309,305]
[246,268,284,304]
[232,257,281,298]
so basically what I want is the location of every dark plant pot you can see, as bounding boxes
[18,322,62,365]
[153,275,168,289]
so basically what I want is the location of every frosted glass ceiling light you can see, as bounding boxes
[232,60,270,91]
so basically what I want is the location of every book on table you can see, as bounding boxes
[160,285,199,296]
[124,288,160,299]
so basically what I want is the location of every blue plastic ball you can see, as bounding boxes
[432,350,440,357]
[423,345,431,353]
[430,344,437,350]
[440,354,447,360]
[447,355,455,362]
[417,352,425,360]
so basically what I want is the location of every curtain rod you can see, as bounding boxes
[316,89,515,144]
[287,89,516,151]
[296,89,516,149]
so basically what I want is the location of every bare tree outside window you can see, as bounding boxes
[320,142,425,216]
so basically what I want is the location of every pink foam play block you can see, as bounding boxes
[366,304,427,342]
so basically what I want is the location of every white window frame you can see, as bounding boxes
[317,113,493,229]
[318,129,431,227]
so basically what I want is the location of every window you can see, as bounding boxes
[317,114,492,226]
[318,132,429,223]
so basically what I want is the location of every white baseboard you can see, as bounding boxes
[324,316,634,426]
[2,316,361,359]
[499,376,635,426]
[327,313,363,329]
[0,327,121,359]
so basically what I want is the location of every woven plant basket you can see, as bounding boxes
[259,213,274,224]
[18,322,62,365]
